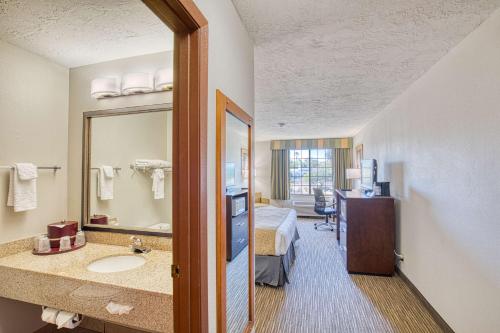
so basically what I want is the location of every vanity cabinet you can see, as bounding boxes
[226,190,249,261]
[37,321,151,333]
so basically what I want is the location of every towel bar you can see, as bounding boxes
[0,165,61,171]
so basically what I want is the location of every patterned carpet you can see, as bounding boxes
[254,219,443,333]
[226,246,250,333]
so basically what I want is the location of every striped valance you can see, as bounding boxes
[271,137,352,150]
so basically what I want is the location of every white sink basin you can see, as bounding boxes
[87,255,146,273]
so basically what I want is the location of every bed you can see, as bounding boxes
[254,205,299,287]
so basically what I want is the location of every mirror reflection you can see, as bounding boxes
[85,108,172,233]
[225,112,250,333]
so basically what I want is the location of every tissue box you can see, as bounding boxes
[48,221,78,248]
[90,214,108,225]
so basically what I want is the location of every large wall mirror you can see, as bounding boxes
[82,104,173,236]
[216,90,255,333]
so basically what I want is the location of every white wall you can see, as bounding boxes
[67,52,173,221]
[354,8,500,333]
[193,0,255,331]
[255,140,271,199]
[0,40,69,332]
[226,114,249,189]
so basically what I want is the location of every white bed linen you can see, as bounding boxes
[255,206,297,256]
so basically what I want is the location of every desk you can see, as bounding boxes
[335,189,395,275]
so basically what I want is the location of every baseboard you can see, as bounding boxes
[395,266,455,333]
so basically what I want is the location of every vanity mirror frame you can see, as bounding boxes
[216,89,255,333]
[82,104,173,237]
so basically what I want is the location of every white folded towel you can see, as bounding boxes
[16,162,38,180]
[102,165,114,178]
[151,168,165,200]
[41,307,59,324]
[56,311,81,329]
[134,159,171,169]
[7,163,38,212]
[97,165,113,200]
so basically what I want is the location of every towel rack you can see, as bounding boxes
[0,165,61,171]
[129,165,172,171]
[90,167,122,171]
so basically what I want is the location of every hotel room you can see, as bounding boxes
[0,1,498,333]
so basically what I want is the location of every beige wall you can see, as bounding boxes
[354,8,500,333]
[226,114,249,189]
[89,111,172,229]
[255,140,272,199]
[0,40,69,332]
[193,0,255,331]
[67,52,173,221]
[0,40,69,243]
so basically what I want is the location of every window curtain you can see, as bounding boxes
[334,148,352,190]
[271,149,290,200]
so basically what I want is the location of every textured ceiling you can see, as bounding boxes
[0,0,173,68]
[232,0,500,141]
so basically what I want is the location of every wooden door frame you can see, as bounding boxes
[216,90,255,333]
[142,1,208,332]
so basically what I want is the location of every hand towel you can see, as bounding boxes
[41,307,59,324]
[151,168,165,200]
[7,163,38,212]
[16,163,38,180]
[102,165,114,178]
[97,166,113,200]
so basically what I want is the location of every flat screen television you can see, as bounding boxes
[360,159,377,191]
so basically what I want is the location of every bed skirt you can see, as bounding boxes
[255,229,300,287]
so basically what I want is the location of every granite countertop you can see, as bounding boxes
[0,243,172,295]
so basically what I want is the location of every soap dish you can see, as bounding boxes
[32,242,86,256]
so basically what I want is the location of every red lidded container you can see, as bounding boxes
[47,221,78,248]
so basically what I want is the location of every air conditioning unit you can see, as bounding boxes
[291,200,316,217]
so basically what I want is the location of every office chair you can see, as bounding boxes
[313,188,336,231]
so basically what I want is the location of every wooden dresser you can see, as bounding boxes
[335,189,395,275]
[226,190,249,261]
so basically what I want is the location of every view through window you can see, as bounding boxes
[289,149,334,195]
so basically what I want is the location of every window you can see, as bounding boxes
[289,149,334,195]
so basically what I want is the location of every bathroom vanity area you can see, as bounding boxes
[0,1,196,331]
[0,237,172,333]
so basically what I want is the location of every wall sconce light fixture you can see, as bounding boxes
[154,68,173,91]
[90,77,120,99]
[121,73,154,95]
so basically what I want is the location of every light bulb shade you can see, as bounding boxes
[90,77,120,98]
[122,73,153,95]
[345,168,361,179]
[154,68,173,91]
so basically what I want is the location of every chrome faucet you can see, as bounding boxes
[130,236,151,254]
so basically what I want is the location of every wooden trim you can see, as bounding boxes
[396,267,455,333]
[142,1,208,332]
[216,90,228,333]
[81,116,91,234]
[143,0,207,33]
[82,226,172,238]
[216,90,255,333]
[82,103,172,118]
